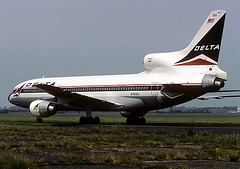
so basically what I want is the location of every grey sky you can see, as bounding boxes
[1,0,240,108]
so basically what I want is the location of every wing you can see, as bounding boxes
[34,84,124,109]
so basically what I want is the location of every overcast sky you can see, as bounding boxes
[1,0,240,108]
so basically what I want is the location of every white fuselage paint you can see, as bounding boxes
[8,71,204,112]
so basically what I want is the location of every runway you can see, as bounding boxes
[131,124,240,135]
[2,111,240,135]
[2,118,240,135]
[53,122,240,135]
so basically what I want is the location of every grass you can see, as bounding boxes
[146,113,240,125]
[2,111,240,124]
[1,112,240,168]
[0,153,38,169]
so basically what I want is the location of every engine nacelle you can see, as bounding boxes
[29,100,57,117]
[202,74,225,91]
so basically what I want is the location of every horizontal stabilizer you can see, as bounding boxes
[198,89,240,100]
[209,89,240,93]
[198,95,240,100]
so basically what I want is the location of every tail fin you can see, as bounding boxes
[174,10,226,66]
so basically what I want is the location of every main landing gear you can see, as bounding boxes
[79,116,100,124]
[36,118,43,123]
[126,117,146,125]
[79,109,100,124]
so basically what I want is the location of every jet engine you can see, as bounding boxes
[29,100,57,117]
[202,74,225,91]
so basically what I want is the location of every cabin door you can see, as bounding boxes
[151,82,160,96]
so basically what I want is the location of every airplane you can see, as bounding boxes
[9,10,230,124]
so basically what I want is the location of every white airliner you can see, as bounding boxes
[9,10,229,124]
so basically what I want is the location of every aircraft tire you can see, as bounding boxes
[79,116,86,124]
[80,116,100,124]
[139,117,146,125]
[126,117,134,125]
[93,117,100,124]
[36,118,43,123]
[126,117,146,125]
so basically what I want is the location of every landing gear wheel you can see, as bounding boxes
[93,117,100,124]
[126,117,134,125]
[36,118,43,123]
[126,117,146,125]
[139,117,146,125]
[79,116,86,124]
[79,116,100,124]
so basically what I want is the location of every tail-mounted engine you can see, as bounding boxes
[202,74,225,91]
[29,100,57,117]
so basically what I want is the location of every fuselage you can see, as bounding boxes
[8,71,205,112]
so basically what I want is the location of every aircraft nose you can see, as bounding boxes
[8,93,14,104]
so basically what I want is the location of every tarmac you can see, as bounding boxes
[53,122,240,135]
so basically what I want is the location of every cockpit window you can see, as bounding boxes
[14,84,25,94]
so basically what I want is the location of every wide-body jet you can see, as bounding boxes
[9,10,228,124]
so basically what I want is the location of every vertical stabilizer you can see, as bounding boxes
[174,10,226,66]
